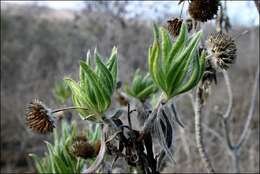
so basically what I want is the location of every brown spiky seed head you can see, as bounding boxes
[199,60,218,105]
[167,18,183,37]
[206,32,237,71]
[26,99,55,134]
[188,0,219,22]
[71,136,96,159]
[94,140,101,155]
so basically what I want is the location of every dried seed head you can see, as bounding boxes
[167,18,183,37]
[26,99,55,134]
[200,60,218,105]
[206,32,237,71]
[202,63,217,86]
[167,18,193,37]
[188,0,219,22]
[71,136,96,159]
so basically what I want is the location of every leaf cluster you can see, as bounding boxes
[65,48,118,122]
[148,23,205,100]
[125,69,158,102]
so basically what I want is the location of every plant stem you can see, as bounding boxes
[222,70,233,119]
[237,66,259,147]
[52,106,89,113]
[83,124,107,173]
[192,86,215,173]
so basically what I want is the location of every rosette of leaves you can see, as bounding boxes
[29,121,85,173]
[148,22,205,101]
[53,81,72,103]
[65,47,117,122]
[125,69,158,102]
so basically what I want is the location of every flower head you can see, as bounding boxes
[206,32,237,71]
[188,0,219,22]
[26,99,55,134]
[71,136,96,159]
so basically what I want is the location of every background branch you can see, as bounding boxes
[237,66,259,147]
[220,66,259,173]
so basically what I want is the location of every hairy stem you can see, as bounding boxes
[192,86,215,173]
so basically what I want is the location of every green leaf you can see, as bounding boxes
[171,32,202,92]
[95,51,114,94]
[132,69,142,93]
[174,50,206,95]
[165,22,188,70]
[64,78,81,98]
[86,50,91,65]
[125,70,157,101]
[152,43,166,91]
[107,46,118,87]
[29,154,45,173]
[149,24,160,82]
[153,23,160,43]
[167,31,202,97]
[160,27,172,71]
[65,78,95,110]
[80,61,111,111]
[136,85,157,100]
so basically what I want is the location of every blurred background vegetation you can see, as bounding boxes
[1,1,259,173]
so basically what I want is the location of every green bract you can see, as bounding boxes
[125,69,158,102]
[148,23,205,100]
[65,47,118,122]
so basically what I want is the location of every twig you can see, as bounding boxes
[127,103,132,130]
[222,117,233,150]
[237,66,259,147]
[222,70,233,119]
